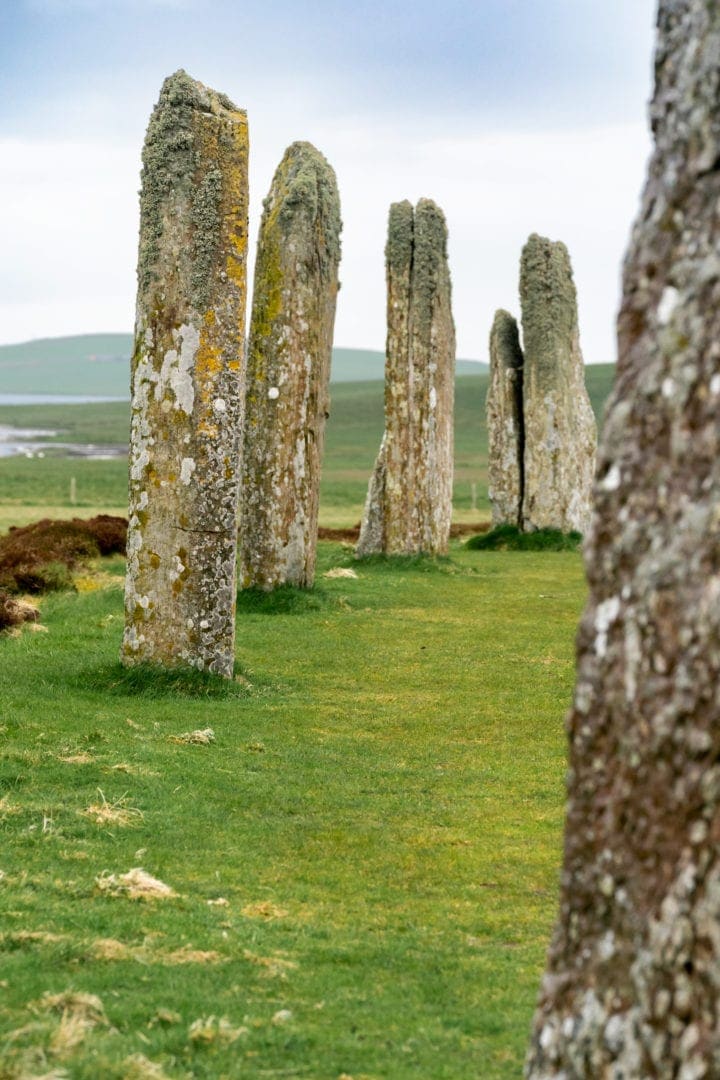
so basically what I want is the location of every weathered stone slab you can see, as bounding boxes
[526,2,720,1074]
[357,198,455,556]
[487,309,524,528]
[239,141,341,590]
[520,234,596,534]
[121,70,248,678]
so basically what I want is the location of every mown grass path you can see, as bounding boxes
[0,542,584,1078]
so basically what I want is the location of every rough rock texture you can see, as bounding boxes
[487,309,524,528]
[520,234,596,534]
[121,71,248,678]
[239,142,341,590]
[526,2,720,1075]
[357,199,455,556]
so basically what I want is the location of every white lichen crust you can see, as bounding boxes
[239,141,341,590]
[526,2,720,1075]
[121,70,249,677]
[357,199,455,556]
[520,234,597,534]
[487,309,524,527]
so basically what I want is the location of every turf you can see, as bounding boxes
[0,541,585,1079]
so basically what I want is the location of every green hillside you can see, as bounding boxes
[0,365,617,529]
[0,335,485,396]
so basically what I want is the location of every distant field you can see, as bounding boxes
[0,334,486,396]
[0,366,616,530]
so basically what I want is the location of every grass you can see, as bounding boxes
[0,365,615,531]
[0,361,613,1075]
[466,525,583,552]
[0,539,586,1078]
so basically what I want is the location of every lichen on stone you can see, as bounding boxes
[122,70,249,678]
[357,198,455,557]
[239,141,342,591]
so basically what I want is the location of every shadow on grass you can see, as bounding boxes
[353,552,456,574]
[466,524,582,552]
[78,661,254,699]
[236,584,331,615]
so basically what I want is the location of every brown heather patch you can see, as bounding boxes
[0,515,126,594]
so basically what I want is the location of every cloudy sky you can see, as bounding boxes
[0,0,656,362]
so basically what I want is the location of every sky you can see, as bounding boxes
[0,0,657,363]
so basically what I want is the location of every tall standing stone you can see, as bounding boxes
[239,142,341,590]
[357,199,455,556]
[526,2,720,1075]
[121,71,248,678]
[486,309,524,528]
[520,234,596,534]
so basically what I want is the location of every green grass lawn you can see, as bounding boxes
[0,541,584,1079]
[0,363,611,1076]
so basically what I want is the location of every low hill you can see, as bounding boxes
[0,334,486,396]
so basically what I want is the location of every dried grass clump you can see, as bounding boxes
[243,949,297,979]
[79,790,143,828]
[36,991,107,1026]
[122,1053,174,1080]
[323,567,359,579]
[188,1015,247,1046]
[90,937,225,966]
[241,900,288,919]
[95,867,176,901]
[0,515,126,594]
[168,727,215,745]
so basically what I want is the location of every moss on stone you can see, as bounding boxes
[412,199,450,340]
[386,201,414,275]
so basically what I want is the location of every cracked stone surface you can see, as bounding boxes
[357,199,455,556]
[526,2,720,1075]
[520,234,596,534]
[121,70,248,678]
[239,141,341,590]
[487,309,524,528]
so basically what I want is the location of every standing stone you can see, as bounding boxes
[486,310,524,528]
[520,234,596,534]
[239,142,341,590]
[526,2,720,1075]
[121,71,248,678]
[357,199,455,556]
